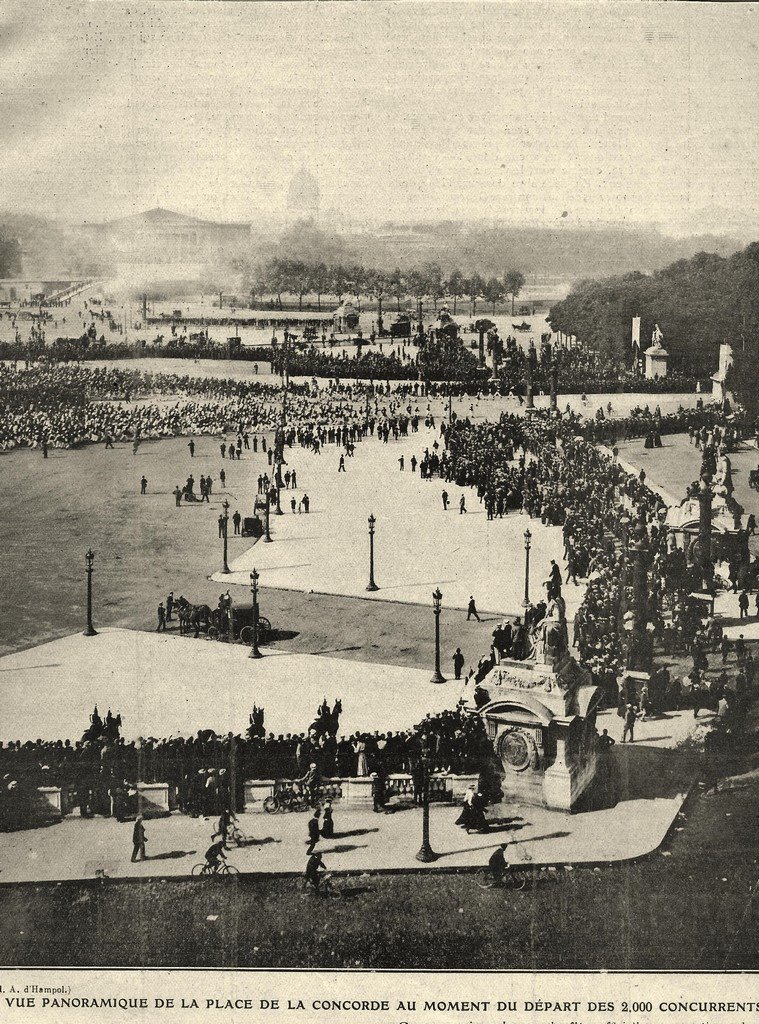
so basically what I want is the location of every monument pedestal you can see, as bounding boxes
[470,651,604,812]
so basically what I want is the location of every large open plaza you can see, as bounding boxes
[3,0,759,988]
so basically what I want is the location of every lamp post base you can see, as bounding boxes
[366,582,379,592]
[83,626,98,637]
[415,843,438,863]
[430,670,446,684]
[248,648,263,659]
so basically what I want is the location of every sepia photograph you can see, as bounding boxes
[1,0,759,982]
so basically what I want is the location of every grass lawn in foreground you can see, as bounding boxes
[1,779,758,970]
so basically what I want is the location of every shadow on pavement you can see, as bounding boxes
[148,850,196,860]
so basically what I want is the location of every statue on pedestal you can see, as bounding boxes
[531,593,569,667]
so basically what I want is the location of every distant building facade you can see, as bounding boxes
[81,208,250,266]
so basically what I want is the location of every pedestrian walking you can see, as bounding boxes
[621,703,638,743]
[306,809,321,855]
[321,801,335,838]
[131,815,147,861]
[166,592,174,621]
[173,486,182,507]
[188,440,195,457]
[459,495,467,514]
[233,510,242,535]
[219,468,226,488]
[156,602,166,632]
[467,596,480,622]
[442,490,449,510]
[452,647,465,679]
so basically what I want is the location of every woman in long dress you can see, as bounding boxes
[352,734,368,777]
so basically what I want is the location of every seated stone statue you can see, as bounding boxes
[530,594,569,666]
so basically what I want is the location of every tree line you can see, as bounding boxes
[548,243,759,396]
[244,258,526,318]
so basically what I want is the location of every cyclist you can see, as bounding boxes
[212,806,238,846]
[484,843,510,887]
[304,851,327,892]
[205,839,228,873]
[300,762,321,807]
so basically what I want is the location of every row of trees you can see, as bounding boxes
[245,259,526,318]
[548,243,759,392]
[0,231,22,278]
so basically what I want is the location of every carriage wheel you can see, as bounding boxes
[239,626,254,646]
[263,795,279,813]
[258,617,272,641]
[207,626,219,641]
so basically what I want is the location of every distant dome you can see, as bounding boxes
[287,168,320,217]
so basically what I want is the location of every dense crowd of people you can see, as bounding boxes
[0,702,491,830]
[0,364,438,452]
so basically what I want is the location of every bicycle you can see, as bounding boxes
[263,781,311,813]
[476,867,529,891]
[303,873,342,899]
[225,824,248,847]
[192,860,240,877]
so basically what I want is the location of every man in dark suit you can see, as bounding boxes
[131,815,147,862]
[306,808,321,854]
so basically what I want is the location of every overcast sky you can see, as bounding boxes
[2,1,758,232]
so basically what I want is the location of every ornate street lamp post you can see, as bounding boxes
[84,548,97,637]
[415,749,438,863]
[249,569,263,659]
[431,587,445,684]
[264,487,272,542]
[523,528,532,607]
[222,498,231,574]
[366,514,379,591]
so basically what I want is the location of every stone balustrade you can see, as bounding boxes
[32,773,481,824]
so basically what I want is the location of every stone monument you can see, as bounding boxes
[468,596,604,812]
[711,343,733,403]
[644,324,668,379]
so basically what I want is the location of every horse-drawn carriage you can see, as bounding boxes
[176,599,272,645]
[749,467,759,492]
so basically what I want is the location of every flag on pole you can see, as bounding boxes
[631,316,641,352]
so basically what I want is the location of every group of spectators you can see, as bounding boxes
[0,702,491,830]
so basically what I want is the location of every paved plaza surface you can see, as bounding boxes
[0,771,689,885]
[0,628,468,740]
[213,426,583,616]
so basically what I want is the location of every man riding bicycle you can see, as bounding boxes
[485,843,510,886]
[304,851,327,891]
[205,839,228,872]
[212,806,238,846]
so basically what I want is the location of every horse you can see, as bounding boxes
[309,698,342,739]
